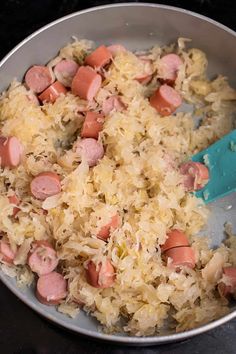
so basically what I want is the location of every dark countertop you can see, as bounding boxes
[0,1,235,353]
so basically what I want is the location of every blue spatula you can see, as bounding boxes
[192,130,236,203]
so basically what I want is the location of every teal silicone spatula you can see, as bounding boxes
[192,130,236,204]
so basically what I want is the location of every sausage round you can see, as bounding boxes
[135,57,153,85]
[218,267,236,298]
[158,54,183,84]
[0,136,23,168]
[180,161,209,191]
[54,59,79,87]
[86,259,115,288]
[161,229,189,253]
[36,271,67,305]
[150,84,182,116]
[25,65,53,93]
[81,111,105,139]
[0,240,16,264]
[8,194,20,216]
[107,44,126,57]
[97,214,120,241]
[165,246,195,269]
[28,240,59,276]
[85,45,112,70]
[102,96,125,115]
[38,81,67,104]
[74,138,104,167]
[71,66,102,101]
[30,171,61,200]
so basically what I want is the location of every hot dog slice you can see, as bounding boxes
[107,44,126,57]
[25,65,53,93]
[161,229,189,253]
[158,54,183,84]
[165,246,195,269]
[150,84,182,116]
[8,194,20,216]
[135,57,153,85]
[85,45,112,70]
[54,59,79,87]
[0,136,23,168]
[97,214,120,241]
[86,259,115,288]
[218,267,236,298]
[102,96,125,115]
[36,271,67,305]
[30,171,61,200]
[0,240,16,264]
[72,66,102,101]
[81,111,105,139]
[74,138,104,167]
[180,161,209,191]
[28,240,58,276]
[38,81,67,104]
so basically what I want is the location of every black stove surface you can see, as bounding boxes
[0,1,235,353]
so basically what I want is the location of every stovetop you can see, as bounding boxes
[0,1,235,353]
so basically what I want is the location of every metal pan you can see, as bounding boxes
[0,3,236,345]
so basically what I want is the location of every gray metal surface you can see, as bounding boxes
[0,3,235,346]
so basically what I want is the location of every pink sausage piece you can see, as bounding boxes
[81,111,105,139]
[54,59,79,87]
[161,229,189,253]
[85,45,112,70]
[0,136,23,168]
[38,81,67,104]
[150,84,182,116]
[107,44,126,57]
[0,240,16,264]
[180,161,209,191]
[165,246,195,269]
[72,66,102,101]
[74,138,104,167]
[28,240,58,276]
[30,171,61,200]
[25,65,53,93]
[218,267,236,298]
[86,259,115,288]
[158,54,183,84]
[8,194,21,217]
[102,96,125,115]
[135,57,154,85]
[36,271,67,305]
[97,214,120,241]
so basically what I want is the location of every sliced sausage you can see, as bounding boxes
[102,96,125,115]
[25,65,53,93]
[150,84,182,116]
[180,161,209,191]
[85,45,112,70]
[81,111,105,139]
[8,194,20,216]
[74,138,104,167]
[36,271,67,305]
[0,136,23,168]
[218,267,236,298]
[38,81,67,104]
[28,240,58,276]
[158,54,183,84]
[97,214,120,241]
[165,246,195,269]
[54,59,79,87]
[135,57,153,85]
[86,259,115,288]
[30,171,61,200]
[0,240,16,264]
[107,44,126,57]
[71,66,102,101]
[161,229,189,253]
